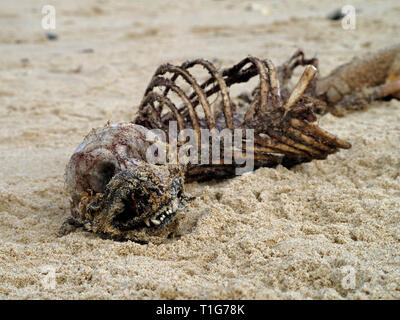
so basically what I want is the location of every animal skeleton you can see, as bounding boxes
[61,44,400,243]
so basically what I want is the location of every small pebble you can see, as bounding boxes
[45,32,58,41]
[327,7,360,21]
[327,8,344,20]
[80,48,94,54]
[21,58,30,67]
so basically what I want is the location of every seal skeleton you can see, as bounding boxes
[61,44,400,243]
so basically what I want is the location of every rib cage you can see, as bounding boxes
[136,57,281,131]
[134,56,352,180]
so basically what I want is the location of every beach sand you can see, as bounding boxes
[0,0,399,299]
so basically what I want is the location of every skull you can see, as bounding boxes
[63,122,192,242]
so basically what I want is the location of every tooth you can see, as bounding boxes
[144,219,151,227]
[151,219,161,226]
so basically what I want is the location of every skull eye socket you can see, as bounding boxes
[97,162,116,190]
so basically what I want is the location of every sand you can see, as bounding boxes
[0,0,399,299]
